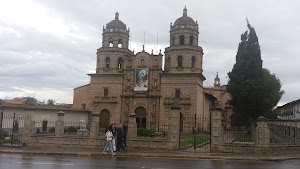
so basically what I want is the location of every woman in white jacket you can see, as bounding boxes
[103,126,116,156]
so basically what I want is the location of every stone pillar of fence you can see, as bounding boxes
[168,103,181,150]
[89,113,100,138]
[23,109,35,146]
[256,116,270,147]
[55,111,64,136]
[210,102,223,153]
[127,113,137,139]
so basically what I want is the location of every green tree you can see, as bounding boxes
[47,99,56,105]
[227,21,283,134]
[24,97,36,105]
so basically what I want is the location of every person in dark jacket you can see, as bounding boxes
[123,125,127,148]
[116,124,126,152]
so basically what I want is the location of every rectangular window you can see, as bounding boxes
[104,88,109,97]
[81,104,86,109]
[175,89,180,98]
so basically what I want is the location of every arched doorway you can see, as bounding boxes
[135,107,146,128]
[100,109,110,128]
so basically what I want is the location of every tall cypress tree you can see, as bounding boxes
[227,20,283,133]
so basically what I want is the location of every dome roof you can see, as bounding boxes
[106,12,126,29]
[174,16,196,25]
[174,7,196,26]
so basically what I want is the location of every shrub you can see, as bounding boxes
[49,127,55,133]
[64,126,79,133]
[137,128,154,137]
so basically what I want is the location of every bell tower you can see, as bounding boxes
[96,12,131,74]
[164,6,203,74]
[160,7,205,132]
[102,12,129,48]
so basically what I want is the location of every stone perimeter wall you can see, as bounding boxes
[221,117,300,154]
[23,110,173,150]
[222,144,300,154]
[20,106,300,153]
[28,136,168,150]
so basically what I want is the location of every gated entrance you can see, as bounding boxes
[0,113,25,146]
[179,114,211,152]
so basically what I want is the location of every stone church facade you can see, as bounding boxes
[73,7,232,132]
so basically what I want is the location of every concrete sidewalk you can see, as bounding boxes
[1,146,300,162]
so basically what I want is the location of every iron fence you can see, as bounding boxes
[0,113,24,145]
[149,123,168,137]
[64,121,80,135]
[223,128,253,144]
[179,114,211,151]
[269,122,300,144]
[64,121,89,136]
[34,120,56,134]
[136,123,168,138]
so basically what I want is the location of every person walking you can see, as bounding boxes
[104,124,117,153]
[111,124,117,152]
[116,124,127,153]
[102,126,116,156]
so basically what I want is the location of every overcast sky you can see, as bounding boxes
[0,0,299,105]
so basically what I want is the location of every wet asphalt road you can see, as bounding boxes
[0,153,300,169]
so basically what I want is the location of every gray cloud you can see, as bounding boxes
[0,0,299,105]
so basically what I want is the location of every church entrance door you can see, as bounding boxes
[99,109,110,128]
[135,107,146,128]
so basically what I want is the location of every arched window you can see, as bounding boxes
[190,35,194,45]
[105,57,110,68]
[191,56,196,68]
[118,38,123,48]
[109,38,113,47]
[179,35,184,45]
[118,57,123,69]
[178,56,183,68]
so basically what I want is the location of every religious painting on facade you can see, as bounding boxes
[134,68,149,91]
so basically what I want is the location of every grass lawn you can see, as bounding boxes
[180,135,210,147]
[232,134,252,142]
